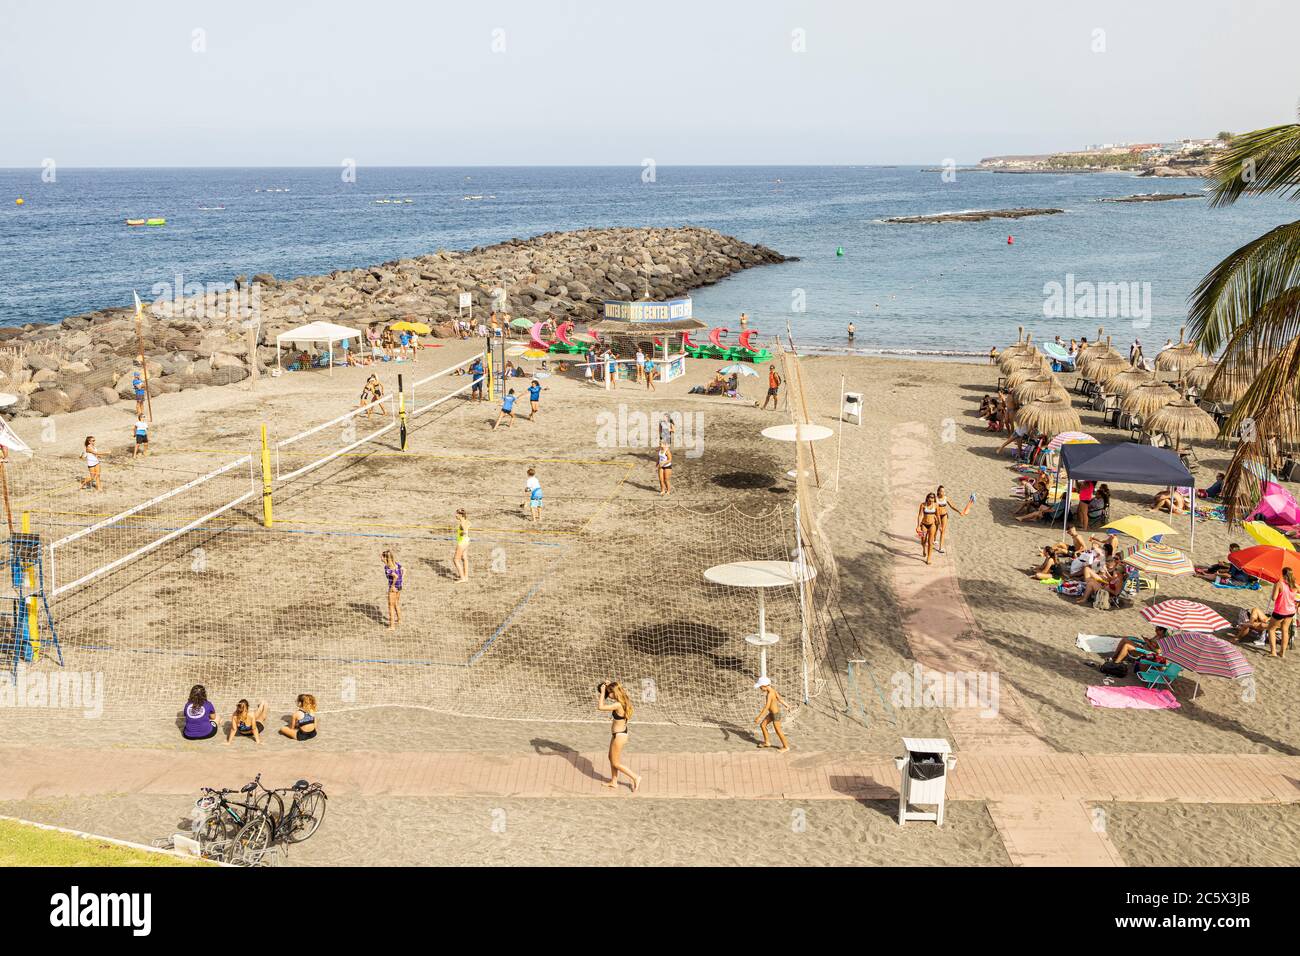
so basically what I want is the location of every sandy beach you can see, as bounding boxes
[2,344,1298,866]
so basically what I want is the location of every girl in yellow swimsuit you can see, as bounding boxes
[453,509,470,583]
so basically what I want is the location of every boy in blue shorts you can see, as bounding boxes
[470,359,485,401]
[524,467,542,522]
[493,389,517,430]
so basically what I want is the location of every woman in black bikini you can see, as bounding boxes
[225,699,268,744]
[279,693,318,741]
[596,681,640,792]
[916,492,939,564]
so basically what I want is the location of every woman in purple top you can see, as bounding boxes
[383,550,403,630]
[181,684,218,740]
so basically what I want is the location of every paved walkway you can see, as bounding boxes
[2,746,1296,805]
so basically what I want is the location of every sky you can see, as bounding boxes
[2,0,1298,167]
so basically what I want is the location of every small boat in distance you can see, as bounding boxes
[125,219,146,226]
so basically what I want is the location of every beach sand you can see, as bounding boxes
[3,343,1298,864]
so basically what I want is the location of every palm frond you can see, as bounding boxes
[1206,124,1300,207]
[1217,338,1300,523]
[1187,222,1300,355]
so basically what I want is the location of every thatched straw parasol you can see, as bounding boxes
[1006,361,1050,389]
[1155,327,1208,375]
[1016,395,1082,435]
[1145,399,1220,448]
[1014,376,1068,404]
[1078,343,1123,377]
[999,332,1039,373]
[1121,380,1180,418]
[1202,365,1253,403]
[1105,366,1158,398]
[1089,355,1131,384]
[1185,363,1216,389]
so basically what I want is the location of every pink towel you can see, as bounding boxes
[1086,685,1180,709]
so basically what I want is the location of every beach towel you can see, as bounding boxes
[1195,504,1228,523]
[1211,578,1261,591]
[1086,685,1180,709]
[1039,577,1062,586]
[1057,581,1086,597]
[1076,633,1122,655]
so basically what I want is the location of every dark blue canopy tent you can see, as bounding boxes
[1055,443,1197,549]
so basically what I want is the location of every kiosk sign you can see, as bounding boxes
[602,298,692,323]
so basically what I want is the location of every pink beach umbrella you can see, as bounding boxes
[1247,481,1300,529]
[1140,599,1231,633]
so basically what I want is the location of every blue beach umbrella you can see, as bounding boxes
[718,364,758,376]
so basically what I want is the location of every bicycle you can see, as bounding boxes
[230,779,328,857]
[192,775,279,865]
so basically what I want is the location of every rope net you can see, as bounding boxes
[7,351,826,725]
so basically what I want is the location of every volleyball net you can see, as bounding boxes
[11,346,831,726]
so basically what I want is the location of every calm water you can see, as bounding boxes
[0,166,1292,355]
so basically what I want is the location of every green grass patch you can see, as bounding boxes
[0,818,212,867]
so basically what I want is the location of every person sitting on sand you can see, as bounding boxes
[1076,557,1124,607]
[181,684,218,741]
[1231,608,1270,646]
[996,422,1029,457]
[1109,627,1168,666]
[1152,487,1188,515]
[279,694,318,741]
[1195,543,1250,584]
[753,676,790,752]
[1204,472,1226,500]
[596,681,640,792]
[1014,474,1050,516]
[226,699,268,745]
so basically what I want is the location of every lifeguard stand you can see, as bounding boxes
[5,531,62,678]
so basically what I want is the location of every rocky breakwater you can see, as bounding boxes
[0,227,789,417]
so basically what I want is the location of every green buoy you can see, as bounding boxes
[835,247,845,257]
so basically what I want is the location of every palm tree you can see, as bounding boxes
[1187,122,1300,520]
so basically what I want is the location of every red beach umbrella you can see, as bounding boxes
[1228,545,1300,585]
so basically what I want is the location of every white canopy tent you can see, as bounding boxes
[275,321,363,375]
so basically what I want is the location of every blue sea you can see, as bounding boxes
[0,166,1292,356]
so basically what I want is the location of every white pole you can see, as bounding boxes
[836,373,845,492]
[1190,479,1196,552]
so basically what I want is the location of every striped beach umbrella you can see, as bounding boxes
[1140,599,1231,633]
[1159,631,1254,680]
[1047,431,1097,452]
[1123,543,1193,576]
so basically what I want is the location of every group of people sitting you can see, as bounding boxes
[1014,472,1112,529]
[689,368,741,397]
[1030,525,1129,608]
[181,684,318,744]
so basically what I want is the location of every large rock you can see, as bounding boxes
[29,390,72,416]
[210,366,249,386]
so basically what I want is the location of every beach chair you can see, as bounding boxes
[1121,564,1157,598]
[1135,659,1183,692]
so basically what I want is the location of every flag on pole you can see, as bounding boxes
[0,419,31,458]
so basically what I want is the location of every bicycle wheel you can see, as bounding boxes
[284,790,327,844]
[196,810,239,859]
[231,815,274,865]
[254,789,285,824]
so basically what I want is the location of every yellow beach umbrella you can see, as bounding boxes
[390,321,431,334]
[1102,515,1177,543]
[1244,521,1297,552]
[523,348,549,359]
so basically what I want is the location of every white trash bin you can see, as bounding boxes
[895,737,957,826]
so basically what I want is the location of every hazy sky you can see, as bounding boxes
[3,0,1297,166]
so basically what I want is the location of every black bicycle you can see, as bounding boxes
[192,777,278,864]
[231,779,328,854]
